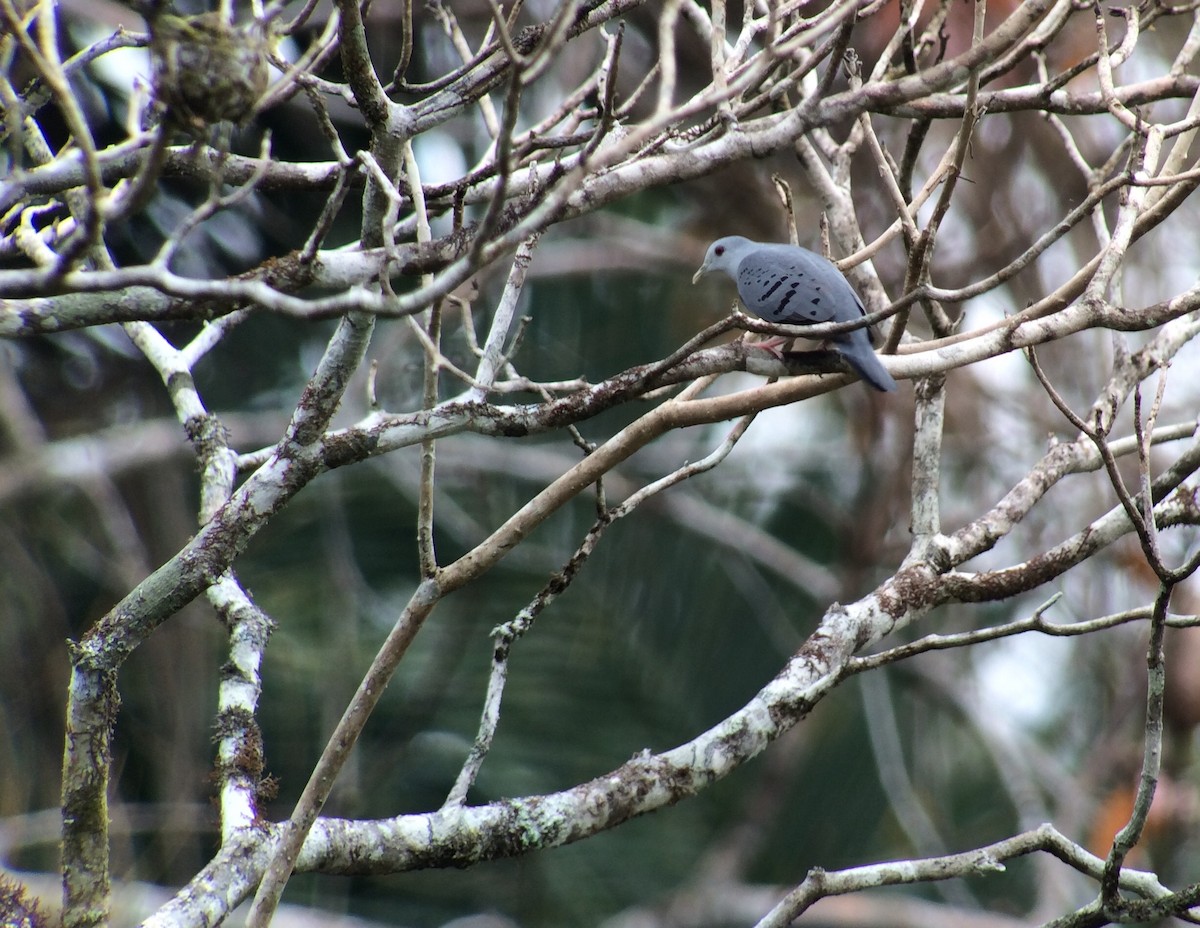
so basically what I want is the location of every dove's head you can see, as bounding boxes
[692,236,753,285]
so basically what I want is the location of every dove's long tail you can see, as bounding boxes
[835,330,898,392]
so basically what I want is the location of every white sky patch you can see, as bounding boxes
[414,131,469,187]
[686,372,916,537]
[716,375,854,491]
[974,622,1075,727]
[414,132,469,236]
[68,22,151,100]
[959,299,1032,392]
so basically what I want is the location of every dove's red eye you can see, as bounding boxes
[715,246,725,256]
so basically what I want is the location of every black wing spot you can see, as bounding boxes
[761,278,787,299]
[776,283,800,314]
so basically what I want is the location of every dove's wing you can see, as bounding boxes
[733,244,859,326]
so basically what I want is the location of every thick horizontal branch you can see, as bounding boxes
[0,413,282,504]
[1,0,1065,312]
[0,0,647,212]
[62,280,1200,679]
[145,588,887,925]
[883,74,1200,118]
[937,311,1200,569]
[941,488,1200,605]
[0,146,348,213]
[756,823,1175,928]
[5,68,1190,217]
[140,493,1198,927]
[851,601,1200,676]
[312,291,1200,482]
[132,385,1197,928]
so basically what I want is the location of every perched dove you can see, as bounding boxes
[692,235,897,392]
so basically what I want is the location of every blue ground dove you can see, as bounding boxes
[693,236,897,392]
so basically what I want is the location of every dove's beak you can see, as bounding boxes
[691,265,706,285]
